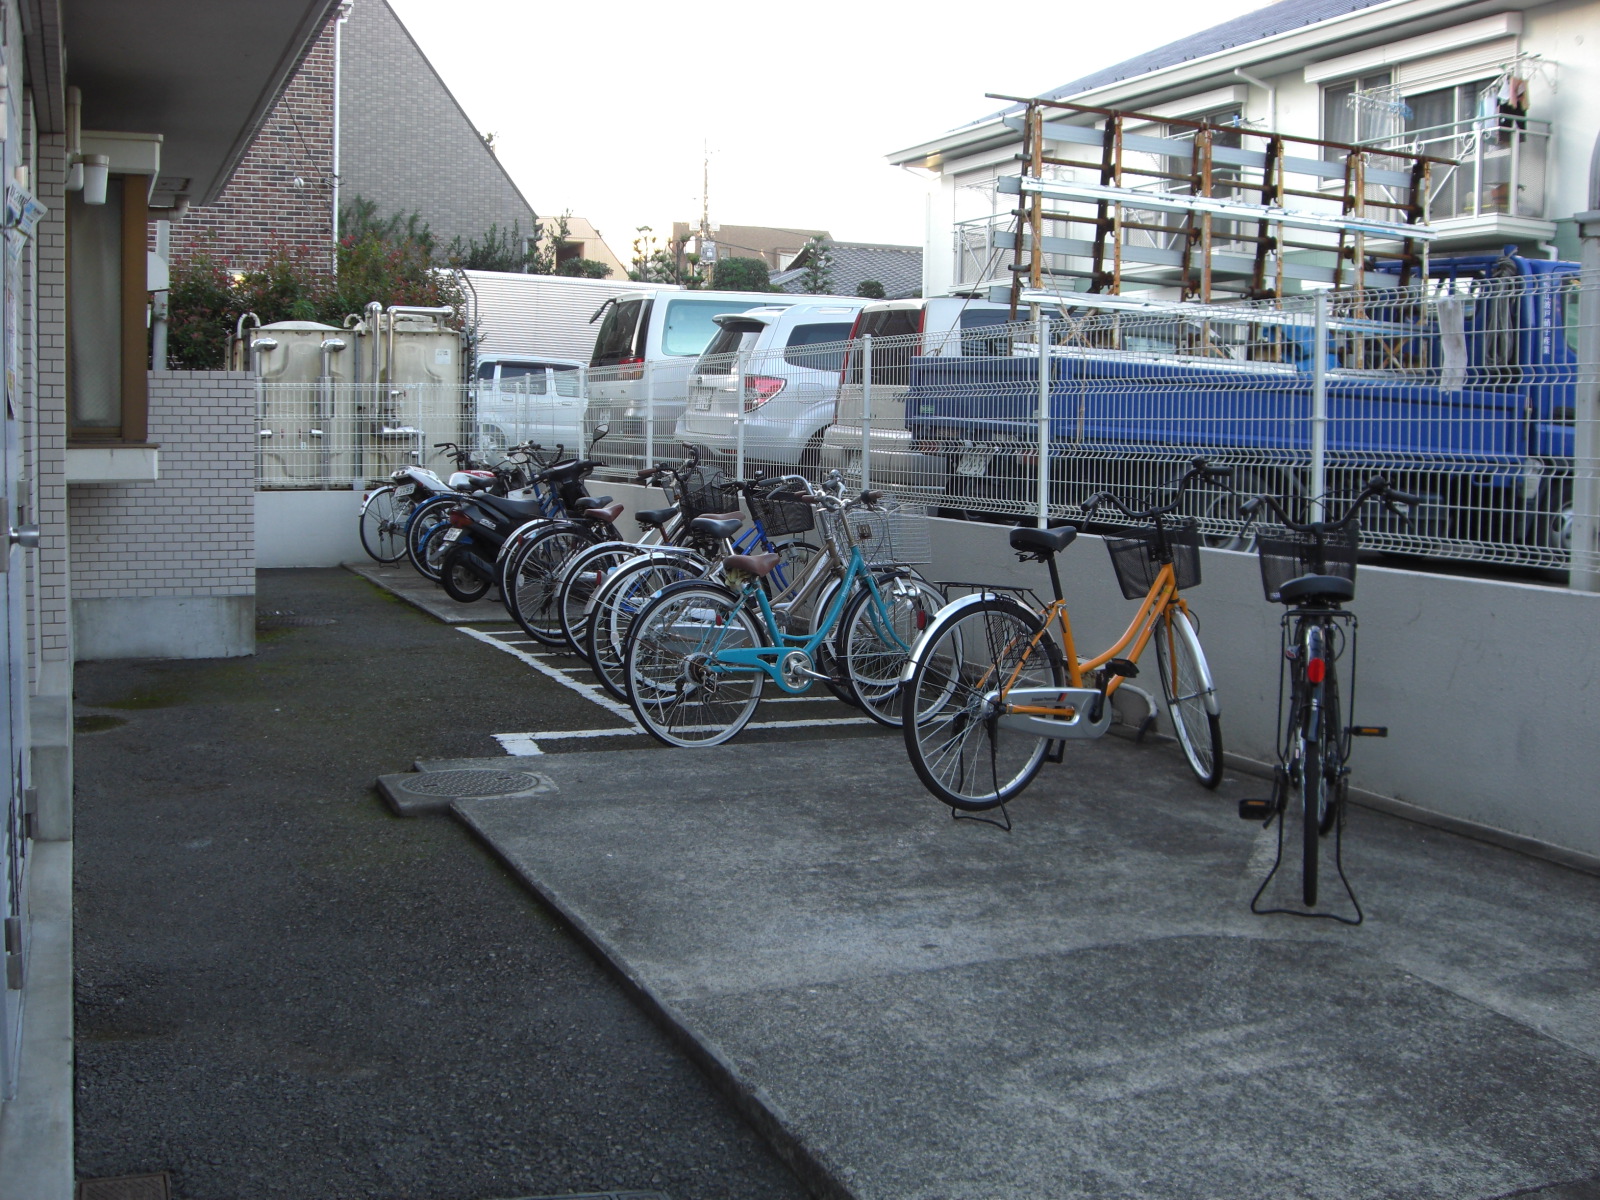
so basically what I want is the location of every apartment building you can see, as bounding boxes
[894,0,1597,298]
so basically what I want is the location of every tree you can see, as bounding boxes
[855,280,886,299]
[445,221,532,272]
[628,226,703,287]
[798,236,834,295]
[712,256,771,292]
[557,258,612,278]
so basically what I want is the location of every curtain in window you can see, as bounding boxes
[69,180,124,432]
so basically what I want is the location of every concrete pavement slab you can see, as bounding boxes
[345,559,501,624]
[455,737,1600,1200]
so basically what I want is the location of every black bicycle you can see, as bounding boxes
[1238,476,1418,923]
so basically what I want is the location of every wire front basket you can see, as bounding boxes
[1254,520,1359,602]
[745,479,815,537]
[678,467,742,521]
[827,504,932,566]
[1103,520,1202,600]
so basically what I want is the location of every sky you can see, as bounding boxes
[386,0,1271,262]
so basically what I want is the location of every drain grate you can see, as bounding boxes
[77,1174,171,1200]
[257,614,337,628]
[376,768,558,816]
[404,769,550,797]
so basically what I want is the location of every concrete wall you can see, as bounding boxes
[257,488,366,567]
[70,371,257,660]
[602,479,1600,860]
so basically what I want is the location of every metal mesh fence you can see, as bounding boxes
[257,269,1598,580]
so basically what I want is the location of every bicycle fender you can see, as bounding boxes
[897,591,1035,684]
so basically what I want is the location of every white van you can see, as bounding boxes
[473,353,587,458]
[820,297,1014,491]
[582,290,827,467]
[676,301,866,473]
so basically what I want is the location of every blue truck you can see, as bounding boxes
[903,253,1579,558]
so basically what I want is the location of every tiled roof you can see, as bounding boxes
[772,242,922,299]
[1042,0,1391,99]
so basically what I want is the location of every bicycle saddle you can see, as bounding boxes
[473,493,547,520]
[575,502,624,524]
[689,515,742,540]
[723,552,781,577]
[1274,574,1355,605]
[1009,525,1078,558]
[634,505,678,528]
[571,495,613,512]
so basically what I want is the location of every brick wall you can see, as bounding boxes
[340,0,536,251]
[29,131,70,691]
[70,372,256,601]
[161,20,336,272]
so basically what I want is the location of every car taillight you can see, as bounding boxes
[619,354,644,381]
[448,510,473,528]
[743,375,786,411]
[1307,657,1326,684]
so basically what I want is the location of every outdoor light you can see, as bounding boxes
[81,154,109,205]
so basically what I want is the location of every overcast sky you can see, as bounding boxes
[386,0,1270,262]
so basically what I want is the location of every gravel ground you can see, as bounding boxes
[72,567,810,1200]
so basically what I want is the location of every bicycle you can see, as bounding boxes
[1236,476,1417,922]
[621,479,944,746]
[899,459,1233,815]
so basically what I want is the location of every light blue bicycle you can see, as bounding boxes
[622,477,943,747]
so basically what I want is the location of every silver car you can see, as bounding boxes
[675,302,865,474]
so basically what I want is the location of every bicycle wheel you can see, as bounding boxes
[901,595,1064,811]
[509,526,593,645]
[406,496,457,579]
[360,487,411,563]
[585,554,706,698]
[625,581,764,748]
[557,542,639,653]
[837,574,944,726]
[1153,607,1224,788]
[1300,686,1323,908]
[439,544,492,603]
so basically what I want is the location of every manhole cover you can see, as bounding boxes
[257,615,337,628]
[77,1174,171,1200]
[376,769,558,816]
[404,769,549,797]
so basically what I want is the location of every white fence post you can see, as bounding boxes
[1036,309,1050,528]
[643,361,654,473]
[860,334,873,494]
[735,349,747,481]
[1573,210,1600,591]
[1311,290,1329,522]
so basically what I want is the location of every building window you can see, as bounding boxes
[1322,71,1395,158]
[68,175,149,442]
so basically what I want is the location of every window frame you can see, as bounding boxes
[67,174,149,444]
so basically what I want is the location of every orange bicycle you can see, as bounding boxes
[900,460,1233,811]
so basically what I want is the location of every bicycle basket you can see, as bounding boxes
[828,504,932,566]
[1103,520,1202,601]
[745,480,815,537]
[678,467,742,521]
[1254,520,1359,603]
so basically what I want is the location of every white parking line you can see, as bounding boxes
[495,714,878,756]
[457,626,636,722]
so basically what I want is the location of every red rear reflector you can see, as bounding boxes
[448,510,473,528]
[1307,657,1326,683]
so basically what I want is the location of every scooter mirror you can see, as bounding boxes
[591,423,610,443]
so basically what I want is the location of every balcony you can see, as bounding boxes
[1363,115,1554,245]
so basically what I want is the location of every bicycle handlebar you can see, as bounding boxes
[1081,458,1233,525]
[1240,476,1417,532]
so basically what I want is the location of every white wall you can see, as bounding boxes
[256,489,366,568]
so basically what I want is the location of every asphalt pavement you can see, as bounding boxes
[71,567,819,1200]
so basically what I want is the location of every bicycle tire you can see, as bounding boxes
[1300,624,1329,906]
[1153,608,1224,788]
[901,594,1064,811]
[405,496,457,579]
[584,552,707,695]
[837,575,944,727]
[439,544,491,603]
[360,487,410,563]
[625,580,764,748]
[556,542,640,653]
[509,525,593,645]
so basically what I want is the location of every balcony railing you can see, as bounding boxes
[1363,116,1551,223]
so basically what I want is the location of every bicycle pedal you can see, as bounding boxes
[1103,657,1138,679]
[1044,739,1065,764]
[1238,798,1274,820]
[1349,725,1388,738]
